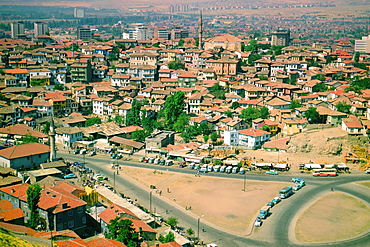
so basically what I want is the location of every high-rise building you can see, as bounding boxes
[171,29,189,40]
[123,24,153,41]
[157,28,170,40]
[34,22,49,37]
[11,22,25,39]
[77,27,92,40]
[355,35,370,54]
[271,28,290,47]
[74,8,85,18]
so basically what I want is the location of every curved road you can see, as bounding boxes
[61,151,370,247]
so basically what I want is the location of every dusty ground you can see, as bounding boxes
[122,166,289,233]
[295,192,370,242]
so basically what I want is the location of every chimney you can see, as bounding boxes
[11,189,15,193]
[62,202,68,209]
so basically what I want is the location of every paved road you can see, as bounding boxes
[61,151,370,247]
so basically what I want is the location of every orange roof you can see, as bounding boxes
[0,143,50,159]
[55,238,87,247]
[86,238,127,247]
[98,204,137,224]
[0,183,30,200]
[150,242,181,247]
[238,128,270,137]
[0,222,37,236]
[121,126,144,133]
[5,68,28,74]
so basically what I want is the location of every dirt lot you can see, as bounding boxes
[295,192,370,242]
[122,166,289,233]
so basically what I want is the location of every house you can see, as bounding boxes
[55,127,83,147]
[265,97,290,111]
[282,119,308,136]
[109,136,144,153]
[145,131,175,151]
[0,143,50,170]
[341,116,363,135]
[26,168,63,184]
[224,128,271,150]
[0,124,48,142]
[0,199,26,225]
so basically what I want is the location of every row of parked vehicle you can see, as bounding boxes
[72,148,96,156]
[139,157,174,166]
[188,163,246,174]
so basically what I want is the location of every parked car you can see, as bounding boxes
[266,201,274,208]
[110,153,117,159]
[292,177,303,183]
[165,160,173,166]
[88,151,96,156]
[148,157,154,163]
[139,156,145,162]
[73,149,80,155]
[64,173,77,179]
[142,157,149,163]
[154,158,160,164]
[272,197,281,205]
[254,217,262,227]
[293,183,303,191]
[159,159,166,165]
[79,149,87,155]
[93,174,108,181]
[365,169,370,174]
[116,154,123,159]
[266,170,278,175]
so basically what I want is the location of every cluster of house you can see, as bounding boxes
[0,167,185,247]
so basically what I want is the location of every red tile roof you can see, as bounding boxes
[0,222,37,236]
[0,183,30,200]
[55,238,87,247]
[0,199,26,221]
[86,238,127,247]
[0,124,47,138]
[0,143,50,160]
[98,204,138,224]
[238,128,270,137]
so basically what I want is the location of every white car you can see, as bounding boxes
[254,217,262,227]
[366,169,370,174]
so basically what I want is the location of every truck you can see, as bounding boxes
[213,165,220,172]
[220,165,227,173]
[207,164,213,172]
[258,206,270,219]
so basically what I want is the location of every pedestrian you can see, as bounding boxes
[159,190,162,196]
[331,188,334,192]
[173,198,176,201]
[167,188,170,193]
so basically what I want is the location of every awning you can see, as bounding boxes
[304,163,322,169]
[274,163,287,169]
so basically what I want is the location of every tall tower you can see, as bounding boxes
[49,116,56,162]
[198,10,203,50]
[11,22,25,39]
[34,22,49,37]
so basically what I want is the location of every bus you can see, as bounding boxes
[312,169,337,177]
[279,186,293,199]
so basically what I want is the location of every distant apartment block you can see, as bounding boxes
[77,27,92,40]
[123,24,153,41]
[355,35,370,54]
[11,22,25,39]
[169,4,189,13]
[34,22,49,37]
[271,28,290,47]
[74,8,85,18]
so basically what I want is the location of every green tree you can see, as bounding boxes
[244,40,257,52]
[18,133,38,144]
[26,184,42,229]
[316,74,325,81]
[241,107,261,123]
[239,90,245,99]
[166,217,178,229]
[173,114,190,132]
[132,130,149,142]
[259,106,269,119]
[54,84,64,91]
[248,53,262,65]
[186,228,194,237]
[113,115,124,126]
[258,75,268,81]
[177,39,185,47]
[336,102,351,114]
[159,231,175,243]
[42,122,50,134]
[210,132,218,144]
[231,102,240,110]
[203,134,209,143]
[304,107,323,124]
[224,110,233,118]
[261,125,271,132]
[209,83,226,100]
[168,59,184,70]
[126,100,142,126]
[163,91,186,130]
[354,52,360,63]
[106,217,141,247]
[85,117,102,127]
[314,83,329,92]
[290,99,302,110]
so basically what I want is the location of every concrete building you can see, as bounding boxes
[224,128,271,150]
[77,27,92,40]
[271,28,290,47]
[34,22,49,38]
[11,22,25,39]
[355,35,370,54]
[74,8,85,18]
[0,143,50,170]
[145,131,175,151]
[123,24,153,41]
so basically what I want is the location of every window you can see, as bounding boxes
[78,207,83,214]
[82,217,86,224]
[68,210,73,216]
[68,220,74,228]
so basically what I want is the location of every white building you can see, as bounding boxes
[34,22,49,37]
[224,128,271,150]
[355,35,370,54]
[11,22,25,39]
[55,127,83,147]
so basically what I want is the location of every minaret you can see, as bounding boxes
[49,116,56,162]
[198,9,203,50]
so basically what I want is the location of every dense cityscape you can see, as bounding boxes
[0,1,369,247]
